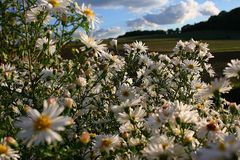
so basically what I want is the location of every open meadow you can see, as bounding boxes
[117,37,240,53]
[115,37,240,76]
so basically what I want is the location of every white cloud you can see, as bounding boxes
[143,0,220,25]
[94,27,125,39]
[127,18,161,31]
[200,1,220,15]
[80,0,168,12]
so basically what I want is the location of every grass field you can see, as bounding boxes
[117,37,240,53]
[115,37,240,76]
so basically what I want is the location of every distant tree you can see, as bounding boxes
[181,7,240,32]
[167,29,175,35]
[175,28,180,34]
[119,30,167,38]
[181,24,191,32]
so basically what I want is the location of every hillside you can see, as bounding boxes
[119,7,240,39]
[182,7,240,32]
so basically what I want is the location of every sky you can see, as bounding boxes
[77,0,240,39]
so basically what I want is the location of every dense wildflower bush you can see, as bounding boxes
[0,0,240,159]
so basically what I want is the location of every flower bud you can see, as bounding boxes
[61,15,67,23]
[129,138,140,146]
[64,97,74,109]
[110,39,117,48]
[121,132,129,139]
[76,76,87,87]
[46,30,52,39]
[23,105,30,113]
[229,103,238,115]
[12,106,20,114]
[80,132,90,144]
[183,132,194,143]
[48,97,57,106]
[90,133,96,138]
[85,68,93,77]
[5,136,18,147]
[173,128,181,136]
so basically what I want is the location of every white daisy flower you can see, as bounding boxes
[185,39,197,52]
[123,44,132,53]
[132,41,148,53]
[223,59,240,79]
[75,3,99,29]
[111,98,141,113]
[147,113,163,130]
[147,101,174,128]
[26,6,51,24]
[117,107,146,124]
[201,78,232,98]
[182,59,202,73]
[173,40,185,54]
[196,42,209,57]
[174,101,199,124]
[38,0,72,13]
[142,135,174,159]
[36,37,56,56]
[94,135,121,153]
[15,98,73,147]
[172,144,189,160]
[197,135,240,160]
[158,55,171,63]
[204,63,215,77]
[139,54,154,67]
[142,143,166,160]
[116,83,136,102]
[40,68,54,80]
[195,100,213,113]
[108,55,125,71]
[183,130,199,149]
[79,32,107,57]
[191,78,207,92]
[151,135,174,150]
[119,121,135,133]
[0,138,20,160]
[196,119,225,140]
[0,64,16,80]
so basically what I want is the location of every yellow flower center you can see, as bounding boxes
[34,115,52,131]
[218,142,226,151]
[184,135,193,143]
[196,103,204,109]
[101,139,112,148]
[188,64,194,69]
[48,0,60,8]
[195,84,202,90]
[206,121,218,131]
[162,143,169,150]
[122,90,130,97]
[84,8,95,19]
[0,144,8,155]
[87,37,95,44]
[4,71,11,78]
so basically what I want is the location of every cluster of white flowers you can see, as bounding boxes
[1,0,240,159]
